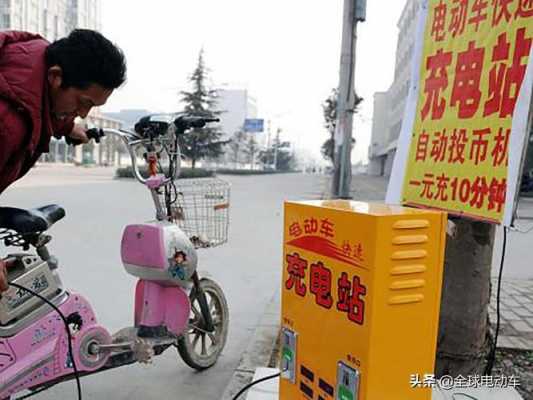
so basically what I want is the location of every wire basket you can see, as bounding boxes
[172,178,230,248]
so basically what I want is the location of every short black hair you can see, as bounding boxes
[45,29,126,90]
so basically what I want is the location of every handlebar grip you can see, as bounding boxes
[173,116,220,132]
[65,128,105,146]
[86,128,105,143]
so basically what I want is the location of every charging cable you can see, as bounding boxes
[452,394,479,400]
[484,226,508,376]
[231,369,286,400]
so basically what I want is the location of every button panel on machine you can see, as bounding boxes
[281,328,297,384]
[336,362,360,400]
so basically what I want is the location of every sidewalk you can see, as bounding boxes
[244,368,523,400]
[221,293,281,400]
[490,279,533,350]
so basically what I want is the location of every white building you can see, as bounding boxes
[65,0,100,32]
[0,0,100,42]
[103,109,152,131]
[46,110,123,165]
[368,0,421,176]
[368,91,389,176]
[216,88,258,139]
[0,0,69,41]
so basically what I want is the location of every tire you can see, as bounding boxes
[177,278,229,370]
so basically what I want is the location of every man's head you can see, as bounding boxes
[45,29,126,121]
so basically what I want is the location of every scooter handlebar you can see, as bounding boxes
[101,129,149,184]
[173,116,220,133]
[65,128,105,146]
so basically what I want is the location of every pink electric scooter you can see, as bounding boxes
[0,115,230,399]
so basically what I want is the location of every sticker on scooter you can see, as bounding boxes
[168,250,187,280]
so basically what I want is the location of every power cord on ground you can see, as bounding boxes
[452,394,479,400]
[7,282,82,400]
[231,369,286,400]
[509,221,533,233]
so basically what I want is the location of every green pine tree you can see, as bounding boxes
[259,131,295,171]
[179,50,225,168]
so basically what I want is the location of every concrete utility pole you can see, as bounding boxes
[273,128,281,170]
[331,0,366,198]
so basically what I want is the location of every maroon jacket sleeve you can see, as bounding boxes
[0,99,30,194]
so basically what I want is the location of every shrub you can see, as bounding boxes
[115,166,214,179]
[215,169,297,175]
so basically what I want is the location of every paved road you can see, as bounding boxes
[1,166,325,400]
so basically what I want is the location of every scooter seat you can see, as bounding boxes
[0,205,65,234]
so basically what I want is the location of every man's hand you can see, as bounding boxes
[65,124,90,146]
[0,259,8,293]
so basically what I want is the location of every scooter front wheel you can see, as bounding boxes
[177,277,229,370]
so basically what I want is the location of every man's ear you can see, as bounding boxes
[47,65,63,89]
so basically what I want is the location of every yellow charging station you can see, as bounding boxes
[280,200,447,400]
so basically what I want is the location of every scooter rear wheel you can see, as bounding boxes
[177,278,229,370]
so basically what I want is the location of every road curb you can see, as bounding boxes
[221,291,280,400]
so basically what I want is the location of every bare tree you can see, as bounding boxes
[228,129,247,168]
[243,133,258,169]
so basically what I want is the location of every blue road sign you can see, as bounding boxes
[244,119,264,133]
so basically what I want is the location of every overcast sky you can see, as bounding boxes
[101,1,406,164]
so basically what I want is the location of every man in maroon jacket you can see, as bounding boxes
[0,29,127,292]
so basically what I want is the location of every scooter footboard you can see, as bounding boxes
[134,280,190,336]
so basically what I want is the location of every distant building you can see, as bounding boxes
[45,109,123,165]
[216,88,258,139]
[0,0,64,39]
[104,109,152,130]
[0,0,100,41]
[213,88,263,168]
[368,0,421,176]
[79,110,123,166]
[368,92,390,176]
[65,0,100,33]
